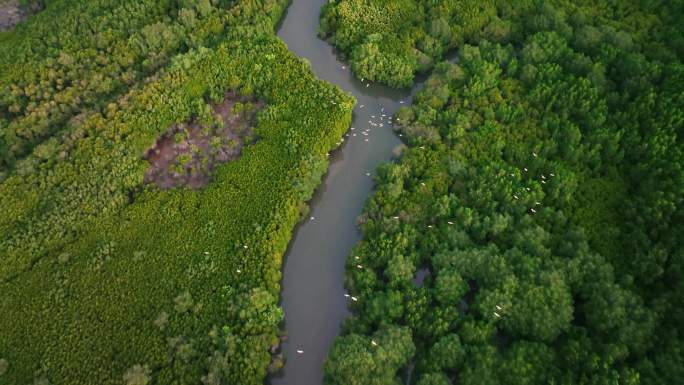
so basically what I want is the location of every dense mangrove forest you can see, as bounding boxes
[0,1,682,385]
[321,1,684,385]
[1,1,353,384]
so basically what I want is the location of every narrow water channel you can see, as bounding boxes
[271,1,423,385]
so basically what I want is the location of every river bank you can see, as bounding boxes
[270,1,424,384]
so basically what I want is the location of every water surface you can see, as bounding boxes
[272,2,423,384]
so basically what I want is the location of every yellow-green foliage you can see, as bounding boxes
[0,1,354,385]
[0,0,286,173]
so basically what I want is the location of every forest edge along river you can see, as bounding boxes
[270,1,425,385]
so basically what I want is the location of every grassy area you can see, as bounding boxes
[0,1,355,384]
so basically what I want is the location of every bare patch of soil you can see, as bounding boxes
[0,0,42,31]
[0,0,25,31]
[144,92,263,189]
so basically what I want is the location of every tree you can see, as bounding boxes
[123,364,151,385]
[503,272,573,342]
[324,325,415,385]
[417,372,451,385]
[499,342,555,385]
[386,254,415,287]
[434,268,468,305]
[422,333,464,372]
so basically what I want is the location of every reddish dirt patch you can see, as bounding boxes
[0,1,25,31]
[0,0,41,31]
[144,92,263,189]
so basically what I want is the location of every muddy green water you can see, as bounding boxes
[271,1,423,384]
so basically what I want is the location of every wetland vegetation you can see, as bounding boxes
[0,1,353,384]
[1,1,682,385]
[321,1,684,384]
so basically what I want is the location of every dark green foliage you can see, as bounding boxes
[416,372,451,385]
[320,0,503,87]
[325,1,684,384]
[324,325,415,385]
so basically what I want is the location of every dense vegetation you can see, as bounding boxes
[0,1,355,384]
[0,0,45,32]
[0,0,287,174]
[324,1,684,384]
[320,0,684,89]
[319,0,507,87]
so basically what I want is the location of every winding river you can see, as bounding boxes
[271,1,423,385]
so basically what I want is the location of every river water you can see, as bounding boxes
[271,1,423,385]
